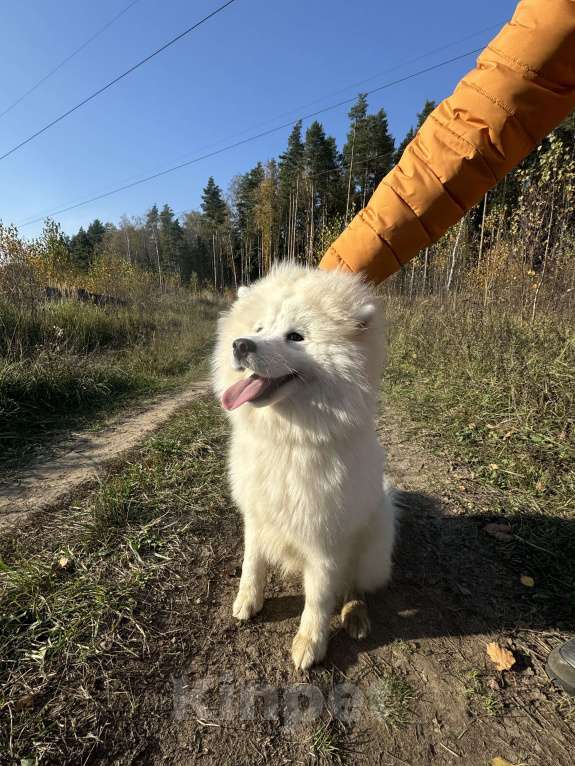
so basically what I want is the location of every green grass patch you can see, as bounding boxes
[368,670,416,729]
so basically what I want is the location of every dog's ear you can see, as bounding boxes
[237,285,250,299]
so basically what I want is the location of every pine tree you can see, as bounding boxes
[201,177,227,225]
[159,204,187,277]
[303,121,341,213]
[278,121,305,258]
[69,227,93,270]
[230,163,265,282]
[182,211,212,285]
[342,94,395,211]
[86,219,106,253]
[279,121,305,198]
[255,160,279,273]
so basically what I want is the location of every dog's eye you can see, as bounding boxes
[286,332,304,342]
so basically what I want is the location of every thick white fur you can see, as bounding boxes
[212,264,397,670]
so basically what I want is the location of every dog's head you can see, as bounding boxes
[212,264,385,433]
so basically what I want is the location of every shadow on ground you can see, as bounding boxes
[255,489,574,673]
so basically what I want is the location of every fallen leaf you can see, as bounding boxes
[520,575,535,588]
[14,694,35,710]
[491,758,517,766]
[488,463,499,471]
[486,642,516,671]
[483,523,514,542]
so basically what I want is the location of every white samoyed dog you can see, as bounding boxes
[212,264,397,670]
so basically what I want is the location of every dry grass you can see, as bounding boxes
[0,294,221,470]
[384,293,575,621]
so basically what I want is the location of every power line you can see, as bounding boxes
[0,0,238,163]
[14,16,500,224]
[251,21,502,130]
[124,20,500,180]
[0,0,142,121]
[18,47,482,228]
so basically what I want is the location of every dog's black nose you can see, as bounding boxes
[233,337,256,357]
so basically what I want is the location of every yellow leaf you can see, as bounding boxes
[491,758,517,766]
[489,463,499,471]
[520,575,535,588]
[486,642,516,671]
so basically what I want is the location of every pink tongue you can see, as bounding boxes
[221,375,271,410]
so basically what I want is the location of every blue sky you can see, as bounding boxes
[0,0,517,238]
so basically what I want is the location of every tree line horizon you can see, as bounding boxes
[4,94,573,299]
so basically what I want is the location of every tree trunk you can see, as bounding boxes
[153,231,162,291]
[212,232,217,291]
[531,190,555,323]
[345,126,356,223]
[446,220,464,292]
[478,191,488,264]
[422,248,429,295]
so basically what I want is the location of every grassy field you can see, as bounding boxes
[385,296,574,514]
[0,292,221,470]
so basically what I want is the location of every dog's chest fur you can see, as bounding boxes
[228,421,383,568]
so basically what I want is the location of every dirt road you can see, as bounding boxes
[0,381,209,532]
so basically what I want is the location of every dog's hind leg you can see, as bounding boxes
[340,544,371,639]
[356,491,396,594]
[341,591,371,640]
[233,518,267,621]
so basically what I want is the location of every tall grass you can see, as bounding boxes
[385,295,574,518]
[0,290,221,469]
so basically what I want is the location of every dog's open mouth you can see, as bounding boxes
[222,372,298,411]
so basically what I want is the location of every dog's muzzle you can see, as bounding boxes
[232,337,256,363]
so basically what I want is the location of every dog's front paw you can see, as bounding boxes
[291,631,327,670]
[232,588,264,621]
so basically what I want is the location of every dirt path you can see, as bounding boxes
[0,380,209,532]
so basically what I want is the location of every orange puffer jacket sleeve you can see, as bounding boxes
[319,0,575,283]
